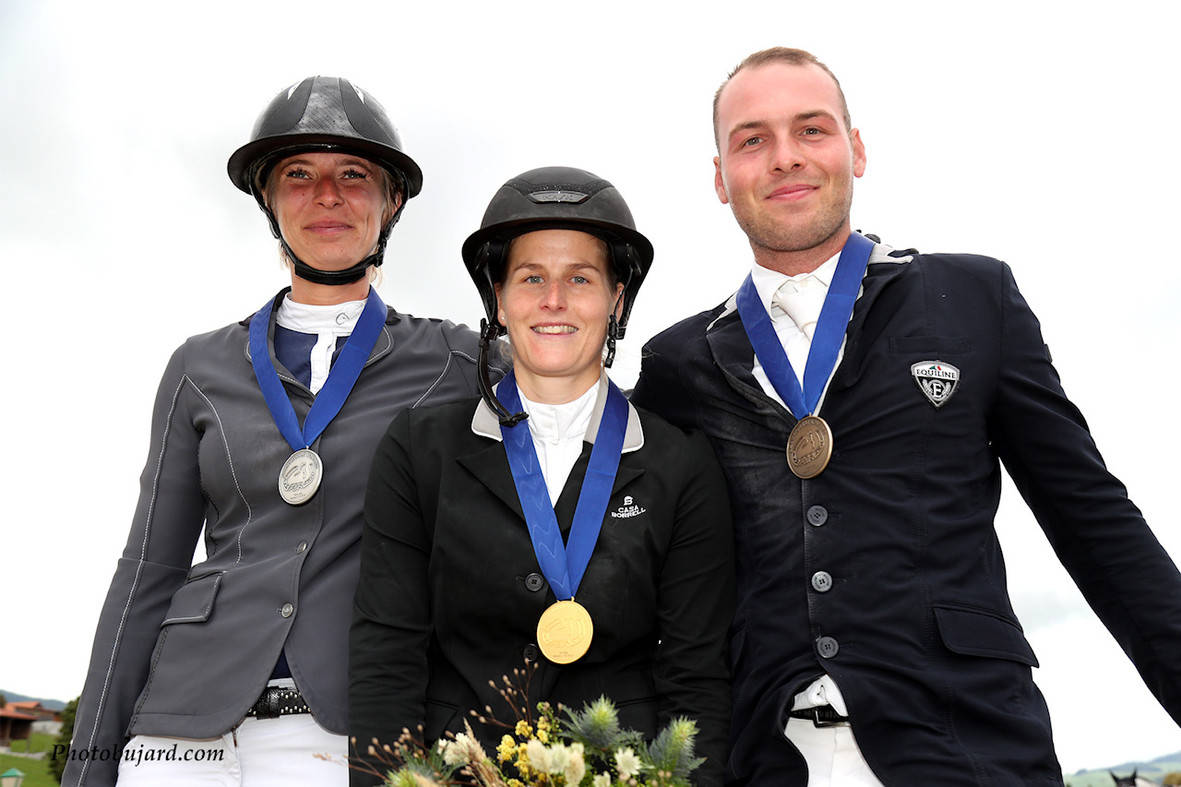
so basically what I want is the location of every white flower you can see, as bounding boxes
[614,746,642,780]
[592,773,612,787]
[441,733,476,766]
[563,742,586,785]
[526,738,551,773]
[547,743,571,775]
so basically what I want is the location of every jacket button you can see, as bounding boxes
[523,643,540,663]
[811,571,833,593]
[524,573,546,592]
[816,636,839,659]
[280,603,294,618]
[806,505,828,526]
[295,541,308,553]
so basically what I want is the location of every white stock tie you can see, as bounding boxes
[771,276,823,342]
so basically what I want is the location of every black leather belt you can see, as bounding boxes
[788,705,850,727]
[246,685,311,719]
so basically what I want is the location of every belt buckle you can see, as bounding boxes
[254,687,281,720]
[811,707,849,728]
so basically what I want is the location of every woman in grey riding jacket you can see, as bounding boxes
[65,76,493,786]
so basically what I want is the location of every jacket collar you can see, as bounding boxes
[469,372,644,453]
[461,372,645,521]
[241,287,399,396]
[704,239,913,420]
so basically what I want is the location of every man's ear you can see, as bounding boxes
[714,156,731,204]
[850,129,867,178]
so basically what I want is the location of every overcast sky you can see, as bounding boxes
[2,0,1178,774]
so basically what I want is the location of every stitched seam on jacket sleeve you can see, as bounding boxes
[412,352,456,408]
[183,378,253,567]
[78,372,187,784]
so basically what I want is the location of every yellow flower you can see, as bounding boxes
[515,720,533,738]
[537,728,549,743]
[497,734,516,763]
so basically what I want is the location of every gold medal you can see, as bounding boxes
[786,415,833,479]
[536,600,594,664]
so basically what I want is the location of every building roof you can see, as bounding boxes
[0,707,37,720]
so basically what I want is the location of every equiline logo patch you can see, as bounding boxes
[911,361,960,408]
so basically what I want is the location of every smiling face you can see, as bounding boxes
[267,151,398,276]
[713,62,866,273]
[494,229,622,403]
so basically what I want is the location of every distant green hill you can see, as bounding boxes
[1064,750,1181,786]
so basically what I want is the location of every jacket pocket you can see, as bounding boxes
[161,571,224,625]
[933,604,1038,667]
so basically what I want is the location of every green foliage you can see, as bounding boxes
[1162,772,1181,786]
[642,717,704,783]
[564,696,624,751]
[49,696,78,784]
[0,752,57,787]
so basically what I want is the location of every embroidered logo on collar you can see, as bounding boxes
[611,495,647,519]
[911,361,960,408]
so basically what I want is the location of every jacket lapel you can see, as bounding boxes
[828,255,912,392]
[705,301,795,427]
[456,443,526,521]
[240,289,398,391]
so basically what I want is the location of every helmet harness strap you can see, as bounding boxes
[478,318,527,427]
[603,261,633,369]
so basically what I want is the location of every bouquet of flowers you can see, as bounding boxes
[353,667,703,787]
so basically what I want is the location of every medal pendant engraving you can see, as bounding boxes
[786,415,833,479]
[279,448,322,506]
[536,600,594,664]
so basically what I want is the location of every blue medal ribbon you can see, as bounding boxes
[248,288,387,452]
[498,370,629,601]
[735,232,873,417]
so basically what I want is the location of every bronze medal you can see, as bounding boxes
[536,600,594,664]
[786,415,833,479]
[279,448,322,506]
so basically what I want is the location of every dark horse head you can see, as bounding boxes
[1110,769,1139,786]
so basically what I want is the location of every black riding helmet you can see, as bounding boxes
[461,166,654,425]
[227,76,423,286]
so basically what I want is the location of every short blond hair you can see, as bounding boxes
[713,47,851,148]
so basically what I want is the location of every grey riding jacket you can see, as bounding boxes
[65,289,495,785]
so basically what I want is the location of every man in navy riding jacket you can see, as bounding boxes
[630,47,1181,786]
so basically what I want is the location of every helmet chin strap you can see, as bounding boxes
[280,234,384,286]
[477,319,527,428]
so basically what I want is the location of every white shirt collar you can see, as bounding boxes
[275,294,367,336]
[470,372,645,453]
[518,381,599,446]
[749,251,840,315]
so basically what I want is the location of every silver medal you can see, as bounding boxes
[279,448,322,505]
[911,361,960,408]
